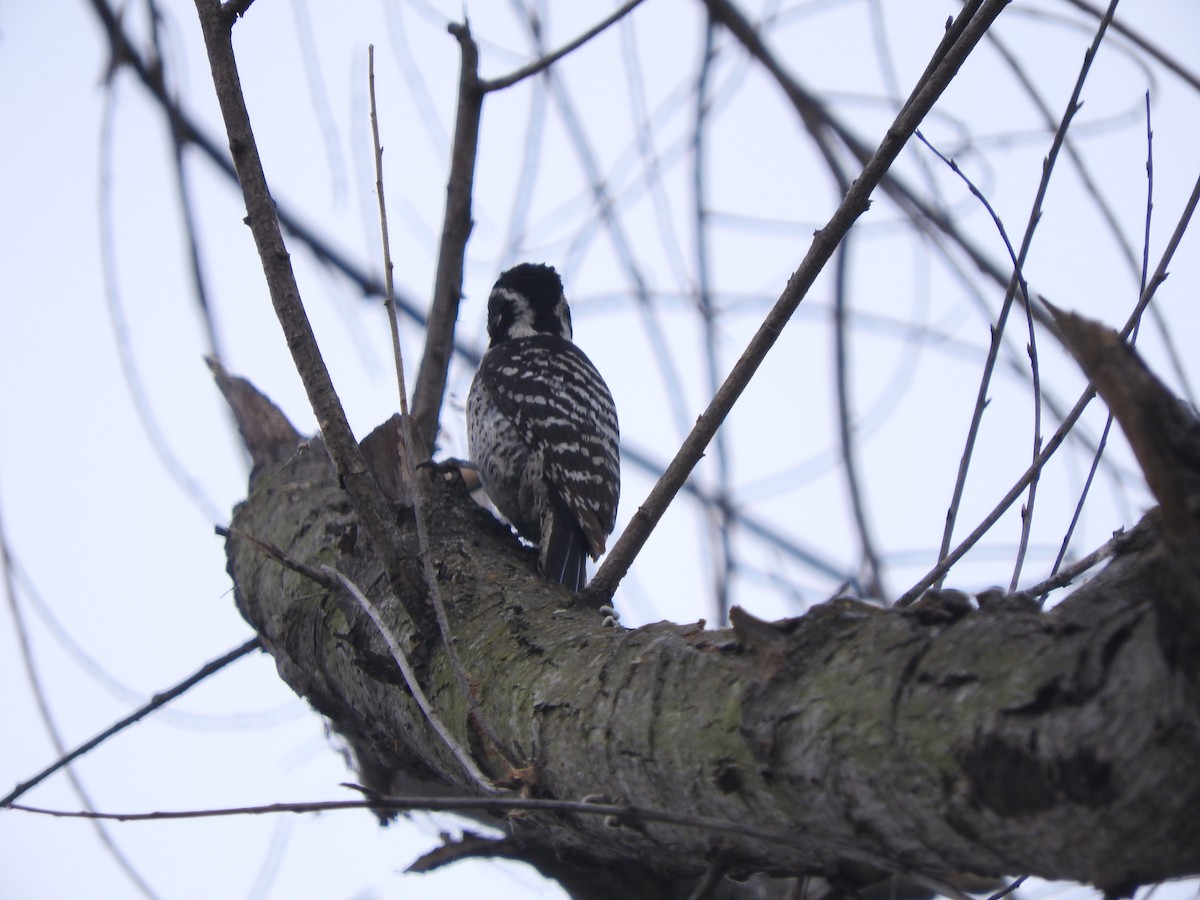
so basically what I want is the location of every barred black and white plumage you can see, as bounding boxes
[467,263,620,592]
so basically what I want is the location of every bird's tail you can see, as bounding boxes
[541,507,589,592]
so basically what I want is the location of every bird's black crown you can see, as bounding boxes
[487,263,573,345]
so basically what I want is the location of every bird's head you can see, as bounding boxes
[486,263,573,345]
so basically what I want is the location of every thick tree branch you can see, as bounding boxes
[221,362,1200,896]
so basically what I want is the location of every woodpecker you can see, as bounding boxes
[467,263,620,592]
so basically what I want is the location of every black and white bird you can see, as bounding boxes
[467,263,620,592]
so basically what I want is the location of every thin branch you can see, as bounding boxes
[693,15,736,620]
[0,485,161,898]
[9,789,1003,883]
[833,238,888,601]
[900,158,1200,606]
[685,858,731,900]
[190,0,435,640]
[986,29,1193,405]
[909,132,1041,592]
[898,387,1093,606]
[1140,91,1155,308]
[409,22,483,455]
[6,794,844,856]
[1027,527,1125,599]
[1060,0,1200,93]
[215,524,339,589]
[1120,161,1200,338]
[933,0,1118,586]
[2,637,260,808]
[1046,92,1155,596]
[1041,414,1114,605]
[706,0,1120,498]
[985,875,1029,900]
[524,11,696,443]
[322,567,497,793]
[369,47,520,771]
[97,75,223,523]
[585,0,1011,604]
[480,0,648,93]
[147,0,223,362]
[1012,265,1043,593]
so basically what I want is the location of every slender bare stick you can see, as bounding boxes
[323,567,496,793]
[899,160,1200,606]
[833,239,888,600]
[0,490,161,898]
[1120,166,1200,337]
[1027,529,1125,599]
[584,0,1010,604]
[368,47,519,771]
[409,23,482,454]
[191,0,434,639]
[480,0,648,93]
[985,876,1029,900]
[2,638,260,808]
[6,795,876,862]
[987,31,1193,405]
[1045,93,1155,598]
[933,0,1118,587]
[692,19,736,619]
[911,132,1043,591]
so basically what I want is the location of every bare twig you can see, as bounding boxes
[1120,166,1200,337]
[0,487,161,898]
[986,31,1193,405]
[898,387,1093,606]
[1042,414,1114,605]
[584,0,1011,604]
[1046,93,1155,596]
[1060,0,1200,92]
[833,239,888,601]
[368,47,520,770]
[1140,91,1155,308]
[2,637,260,808]
[693,16,736,620]
[909,132,1042,591]
[215,524,339,589]
[985,875,1028,900]
[409,22,482,455]
[900,158,1200,605]
[190,0,434,639]
[322,567,496,793]
[97,77,222,523]
[932,0,1118,588]
[147,0,223,363]
[1027,528,1125,599]
[7,795,846,858]
[481,0,648,93]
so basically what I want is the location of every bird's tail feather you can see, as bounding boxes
[542,510,589,592]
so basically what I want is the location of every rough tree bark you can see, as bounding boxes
[218,310,1200,899]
